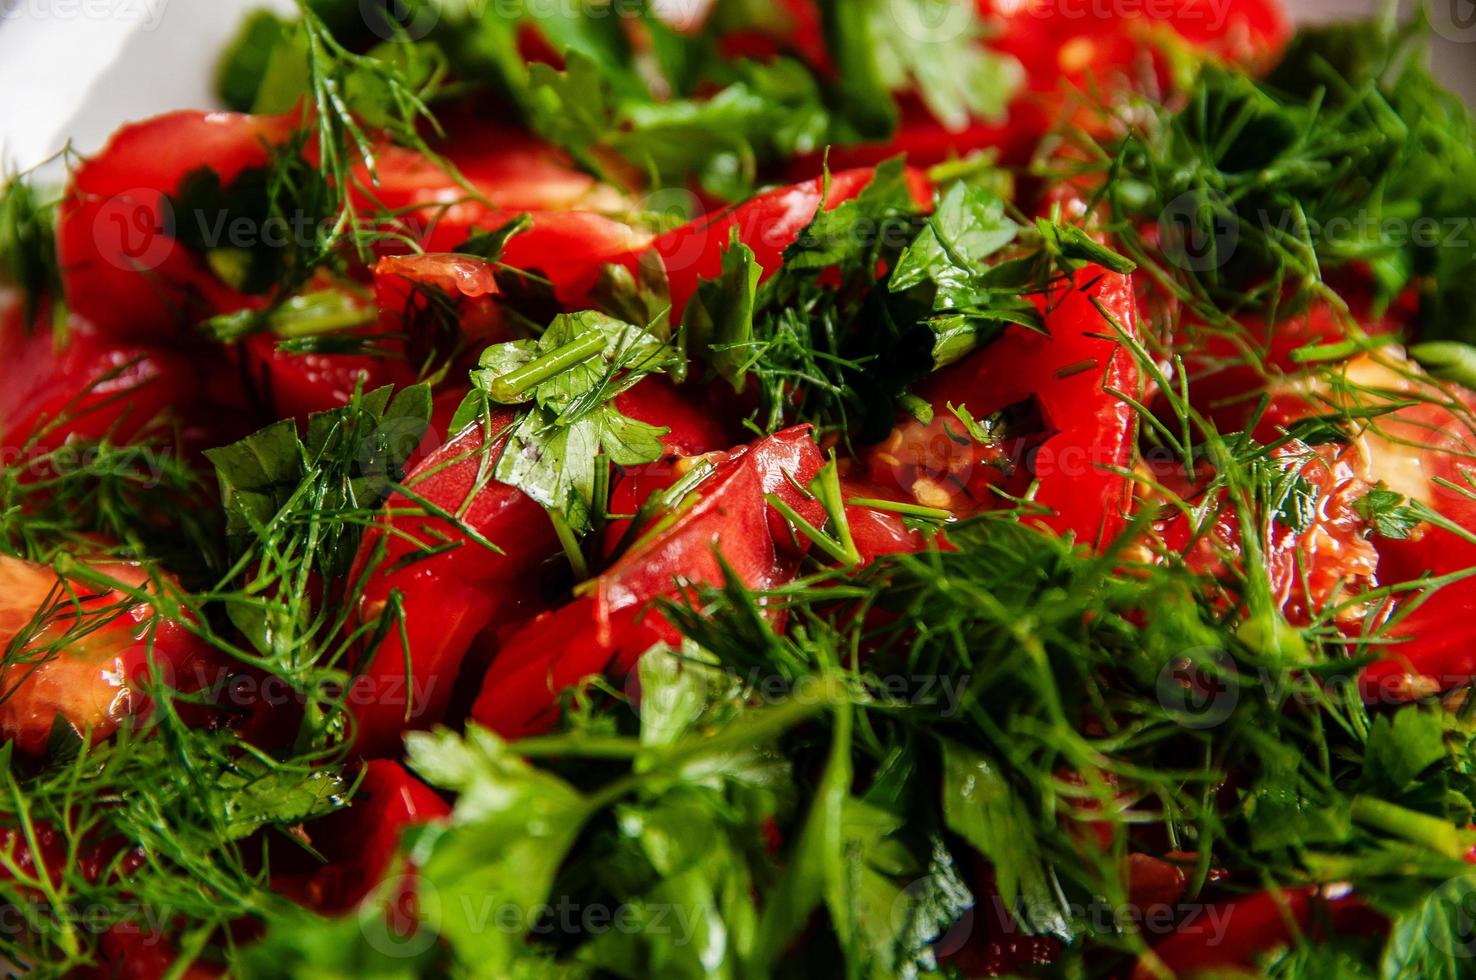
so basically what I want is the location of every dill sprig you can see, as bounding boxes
[0,171,66,339]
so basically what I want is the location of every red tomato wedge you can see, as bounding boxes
[356,124,609,216]
[57,111,295,343]
[798,0,1289,177]
[347,410,557,757]
[982,0,1290,90]
[348,380,729,756]
[641,166,933,321]
[471,425,826,739]
[295,760,449,913]
[866,265,1141,548]
[1133,885,1379,979]
[0,291,247,458]
[0,555,206,755]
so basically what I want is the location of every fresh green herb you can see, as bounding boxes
[0,172,66,338]
[464,311,680,533]
[1355,487,1422,541]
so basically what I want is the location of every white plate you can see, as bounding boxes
[0,0,1472,172]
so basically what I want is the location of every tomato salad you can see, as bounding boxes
[2,0,1476,976]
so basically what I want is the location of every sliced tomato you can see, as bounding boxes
[347,410,556,757]
[1133,885,1379,979]
[716,0,830,70]
[640,165,932,321]
[471,425,826,739]
[238,254,509,426]
[1215,347,1476,696]
[1,325,183,455]
[865,265,1141,548]
[399,208,653,308]
[372,251,506,354]
[238,335,418,427]
[0,555,207,755]
[0,291,249,457]
[799,0,1289,178]
[982,0,1290,90]
[57,111,296,343]
[347,379,728,756]
[356,123,610,216]
[1361,581,1476,701]
[93,927,220,980]
[838,476,934,564]
[293,760,449,913]
[1147,442,1379,625]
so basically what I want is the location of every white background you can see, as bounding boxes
[0,0,1473,173]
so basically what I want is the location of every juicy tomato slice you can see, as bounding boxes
[1133,886,1379,978]
[471,426,827,739]
[296,760,450,913]
[1,326,180,455]
[792,97,1049,177]
[358,123,609,216]
[866,265,1141,548]
[644,165,933,321]
[241,253,507,428]
[716,0,830,70]
[800,0,1288,177]
[239,333,418,427]
[1362,580,1476,701]
[838,476,935,565]
[92,927,220,980]
[373,251,506,351]
[347,411,558,757]
[57,110,295,343]
[1147,442,1379,625]
[405,208,653,308]
[348,379,729,755]
[0,291,251,458]
[982,0,1290,89]
[1226,349,1476,696]
[0,555,206,755]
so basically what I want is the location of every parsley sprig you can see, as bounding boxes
[459,311,681,539]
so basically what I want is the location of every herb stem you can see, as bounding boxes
[1351,796,1475,860]
[490,333,607,402]
[845,497,953,520]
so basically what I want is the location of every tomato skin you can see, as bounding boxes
[471,426,826,738]
[348,380,730,755]
[57,111,295,343]
[1364,396,1476,582]
[982,0,1290,87]
[838,477,934,564]
[403,208,653,308]
[866,266,1141,549]
[348,411,558,757]
[0,292,248,459]
[1132,886,1379,978]
[612,378,739,459]
[717,0,830,70]
[359,124,605,216]
[93,927,220,980]
[296,760,450,913]
[0,555,209,756]
[1355,384,1476,703]
[1361,581,1476,701]
[240,335,419,427]
[644,166,932,321]
[1,326,182,454]
[356,130,650,304]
